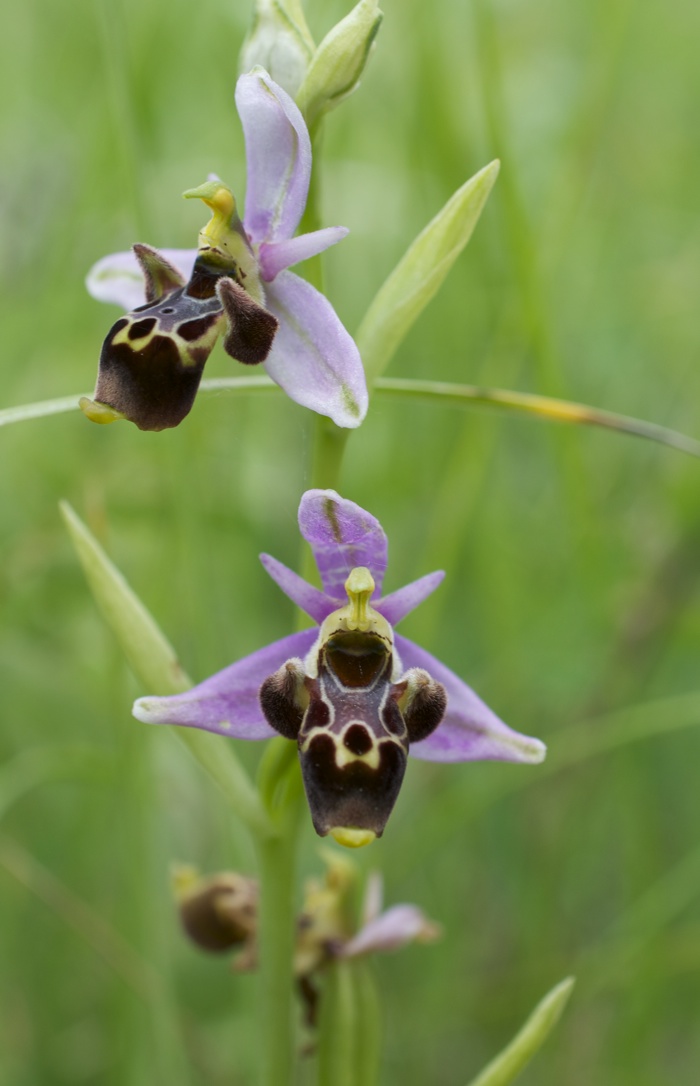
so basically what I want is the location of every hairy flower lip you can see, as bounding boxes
[132,490,546,840]
[85,69,367,429]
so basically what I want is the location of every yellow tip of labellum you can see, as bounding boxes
[79,397,126,425]
[330,827,377,849]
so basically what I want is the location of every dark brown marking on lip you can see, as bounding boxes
[300,733,407,838]
[343,723,373,756]
[324,632,390,688]
[381,695,407,737]
[185,259,228,300]
[178,313,220,342]
[128,317,157,340]
[94,330,206,431]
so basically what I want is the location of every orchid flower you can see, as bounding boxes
[173,859,437,987]
[82,68,367,432]
[295,862,439,998]
[134,490,546,844]
[336,870,440,960]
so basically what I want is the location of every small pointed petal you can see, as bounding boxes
[217,278,279,364]
[258,227,349,282]
[133,629,317,739]
[298,489,388,599]
[340,904,440,958]
[259,553,338,622]
[86,249,197,310]
[395,635,547,764]
[236,68,311,245]
[133,244,186,302]
[263,270,368,427]
[376,571,445,626]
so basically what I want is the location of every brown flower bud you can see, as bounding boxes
[176,870,259,954]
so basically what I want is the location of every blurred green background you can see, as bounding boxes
[2,0,700,1082]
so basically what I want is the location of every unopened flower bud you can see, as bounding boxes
[239,0,315,97]
[296,0,383,130]
[173,867,259,953]
[294,849,358,978]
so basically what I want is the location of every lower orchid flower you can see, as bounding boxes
[134,490,546,845]
[82,68,367,432]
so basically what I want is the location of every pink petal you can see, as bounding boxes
[376,571,445,626]
[86,248,197,310]
[396,635,547,764]
[133,629,317,740]
[341,905,439,957]
[258,227,349,282]
[236,68,311,245]
[298,489,388,600]
[259,553,337,623]
[263,270,368,428]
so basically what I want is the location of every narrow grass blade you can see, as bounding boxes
[465,977,575,1086]
[60,501,270,837]
[374,378,700,459]
[0,395,85,428]
[4,376,699,461]
[0,377,277,429]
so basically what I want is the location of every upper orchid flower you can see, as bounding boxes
[82,68,367,432]
[134,490,546,844]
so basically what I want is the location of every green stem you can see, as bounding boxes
[254,742,305,1086]
[317,961,358,1086]
[255,830,299,1086]
[298,124,325,291]
[298,414,350,598]
[9,379,700,459]
[316,959,381,1086]
[311,414,350,489]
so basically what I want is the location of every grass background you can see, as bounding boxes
[2,0,700,1082]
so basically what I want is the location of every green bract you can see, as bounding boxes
[357,159,500,385]
[296,0,383,130]
[239,0,315,96]
[465,978,575,1086]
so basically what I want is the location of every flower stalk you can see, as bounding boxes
[255,738,305,1086]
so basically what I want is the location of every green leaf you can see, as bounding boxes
[465,977,575,1086]
[356,160,500,385]
[60,501,271,837]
